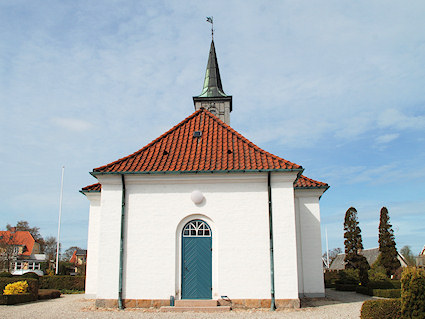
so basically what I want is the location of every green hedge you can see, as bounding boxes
[361,299,401,319]
[374,289,401,298]
[40,276,85,291]
[38,289,61,300]
[368,280,401,289]
[335,283,359,291]
[0,278,38,298]
[356,286,372,295]
[0,293,35,305]
[356,286,401,298]
[0,272,13,278]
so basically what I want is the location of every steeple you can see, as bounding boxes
[193,40,232,125]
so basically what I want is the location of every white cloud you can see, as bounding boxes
[375,133,399,145]
[51,117,94,132]
[378,108,425,130]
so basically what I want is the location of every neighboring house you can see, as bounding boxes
[329,247,408,271]
[0,228,46,276]
[416,245,425,269]
[70,249,87,274]
[81,40,329,309]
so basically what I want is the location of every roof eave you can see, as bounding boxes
[91,168,304,177]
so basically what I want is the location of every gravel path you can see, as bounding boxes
[0,289,375,319]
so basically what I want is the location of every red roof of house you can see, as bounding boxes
[69,250,77,263]
[0,231,36,256]
[92,108,303,174]
[82,175,328,193]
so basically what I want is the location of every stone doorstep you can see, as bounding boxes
[160,306,231,312]
[174,299,218,307]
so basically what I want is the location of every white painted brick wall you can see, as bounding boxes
[85,193,101,297]
[86,172,325,300]
[295,189,325,297]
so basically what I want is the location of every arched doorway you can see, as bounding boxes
[181,219,212,299]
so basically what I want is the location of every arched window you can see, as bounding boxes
[208,106,217,115]
[182,220,211,237]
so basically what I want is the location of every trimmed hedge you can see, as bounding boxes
[20,272,41,280]
[356,286,401,298]
[0,272,13,278]
[40,276,85,291]
[335,283,359,291]
[361,298,401,319]
[368,280,401,289]
[0,293,34,305]
[374,289,401,298]
[0,278,38,299]
[38,289,61,300]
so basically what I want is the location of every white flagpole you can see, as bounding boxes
[326,227,330,268]
[55,166,65,275]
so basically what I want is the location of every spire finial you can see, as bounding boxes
[206,16,214,40]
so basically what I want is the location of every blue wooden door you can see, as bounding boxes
[181,220,212,299]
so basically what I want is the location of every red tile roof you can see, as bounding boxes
[0,231,36,256]
[92,108,303,174]
[294,175,329,189]
[81,183,101,192]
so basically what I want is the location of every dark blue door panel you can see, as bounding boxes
[182,236,212,299]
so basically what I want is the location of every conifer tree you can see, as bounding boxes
[344,207,369,285]
[378,206,400,277]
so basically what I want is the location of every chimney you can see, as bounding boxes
[10,227,16,233]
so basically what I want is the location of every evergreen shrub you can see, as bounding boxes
[324,271,339,288]
[0,272,12,278]
[368,263,388,281]
[360,299,401,319]
[337,269,359,284]
[401,267,425,318]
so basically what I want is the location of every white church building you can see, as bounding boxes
[81,40,329,310]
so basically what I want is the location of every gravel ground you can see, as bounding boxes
[0,289,375,319]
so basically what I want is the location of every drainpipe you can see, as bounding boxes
[118,174,126,310]
[268,172,276,311]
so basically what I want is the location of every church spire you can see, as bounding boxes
[198,40,227,98]
[193,39,232,124]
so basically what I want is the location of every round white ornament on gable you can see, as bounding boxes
[191,190,204,204]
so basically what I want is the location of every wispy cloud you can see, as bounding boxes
[378,108,425,131]
[375,133,399,145]
[51,117,94,132]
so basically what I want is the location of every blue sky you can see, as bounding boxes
[1,1,424,256]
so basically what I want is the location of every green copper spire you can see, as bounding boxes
[198,40,228,98]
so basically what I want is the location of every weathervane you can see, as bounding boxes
[206,16,214,39]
